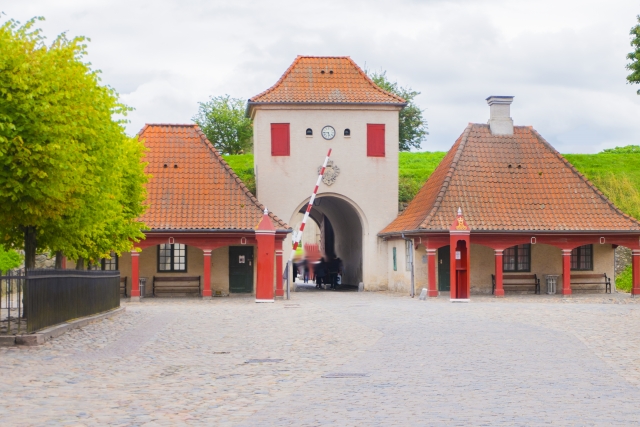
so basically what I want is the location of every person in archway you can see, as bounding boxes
[303,258,309,283]
[328,257,339,290]
[335,257,344,289]
[315,258,326,289]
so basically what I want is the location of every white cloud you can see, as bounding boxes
[3,0,640,152]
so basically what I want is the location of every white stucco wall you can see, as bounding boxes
[253,105,400,290]
[116,245,258,297]
[381,240,615,295]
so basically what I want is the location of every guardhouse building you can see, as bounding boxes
[380,96,640,298]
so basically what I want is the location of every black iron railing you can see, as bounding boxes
[26,269,120,333]
[1,269,26,335]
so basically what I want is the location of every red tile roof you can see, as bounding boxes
[249,56,406,107]
[381,124,640,234]
[138,124,288,231]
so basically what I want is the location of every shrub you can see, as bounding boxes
[616,264,633,293]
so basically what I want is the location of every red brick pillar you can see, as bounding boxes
[427,249,438,297]
[131,251,140,301]
[255,210,275,303]
[275,248,284,297]
[562,249,572,296]
[202,249,212,298]
[494,250,505,297]
[632,249,640,296]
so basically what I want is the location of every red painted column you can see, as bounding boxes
[275,247,284,297]
[202,249,212,298]
[632,249,640,296]
[494,250,505,297]
[427,249,438,297]
[255,210,276,302]
[61,256,67,269]
[562,249,572,296]
[130,251,140,301]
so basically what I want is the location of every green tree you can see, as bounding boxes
[627,15,640,93]
[0,247,22,272]
[0,18,147,269]
[193,95,253,154]
[367,70,428,151]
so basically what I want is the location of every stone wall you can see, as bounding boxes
[615,246,632,277]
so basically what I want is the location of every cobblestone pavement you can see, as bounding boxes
[1,292,639,426]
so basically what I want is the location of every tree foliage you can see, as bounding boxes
[193,95,253,155]
[367,70,428,151]
[0,17,147,268]
[627,15,640,93]
[0,247,22,272]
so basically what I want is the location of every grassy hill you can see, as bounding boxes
[223,150,640,220]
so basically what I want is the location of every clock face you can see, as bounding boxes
[321,126,335,140]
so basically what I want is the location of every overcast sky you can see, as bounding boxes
[3,0,640,153]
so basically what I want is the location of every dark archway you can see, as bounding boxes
[291,195,363,286]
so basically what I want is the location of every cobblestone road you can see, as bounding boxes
[1,292,639,426]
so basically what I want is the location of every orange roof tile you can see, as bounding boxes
[381,124,640,234]
[248,56,406,108]
[138,124,289,231]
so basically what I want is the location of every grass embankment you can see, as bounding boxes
[223,154,256,195]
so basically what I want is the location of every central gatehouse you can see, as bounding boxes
[74,56,640,299]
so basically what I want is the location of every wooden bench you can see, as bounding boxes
[152,276,201,296]
[570,273,611,294]
[492,274,540,295]
[120,277,127,297]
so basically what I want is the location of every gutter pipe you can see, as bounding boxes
[401,232,415,298]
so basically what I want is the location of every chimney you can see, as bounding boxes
[486,96,514,135]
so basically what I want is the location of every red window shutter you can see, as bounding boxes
[271,123,290,156]
[367,124,385,157]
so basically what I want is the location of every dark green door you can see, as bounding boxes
[438,246,450,292]
[229,246,254,293]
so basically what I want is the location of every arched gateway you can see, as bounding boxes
[248,56,406,290]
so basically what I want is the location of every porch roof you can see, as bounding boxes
[381,123,640,235]
[138,124,289,232]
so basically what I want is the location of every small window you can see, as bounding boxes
[571,245,593,271]
[503,244,531,272]
[306,128,313,136]
[393,247,397,271]
[271,123,290,156]
[344,128,350,136]
[102,253,118,271]
[367,124,385,157]
[158,244,187,272]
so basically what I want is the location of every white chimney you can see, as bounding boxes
[486,96,514,135]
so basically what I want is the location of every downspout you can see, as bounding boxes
[401,233,415,298]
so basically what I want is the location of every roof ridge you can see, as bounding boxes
[345,57,406,104]
[248,56,406,105]
[418,123,474,229]
[192,126,289,229]
[530,127,640,226]
[249,56,304,103]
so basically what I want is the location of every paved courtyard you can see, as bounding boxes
[1,292,640,426]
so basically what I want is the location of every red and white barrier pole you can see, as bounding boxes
[286,148,332,299]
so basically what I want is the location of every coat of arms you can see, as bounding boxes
[318,160,340,186]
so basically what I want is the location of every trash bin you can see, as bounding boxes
[139,277,147,299]
[545,275,559,295]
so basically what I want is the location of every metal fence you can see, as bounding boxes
[25,269,120,333]
[1,269,26,335]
